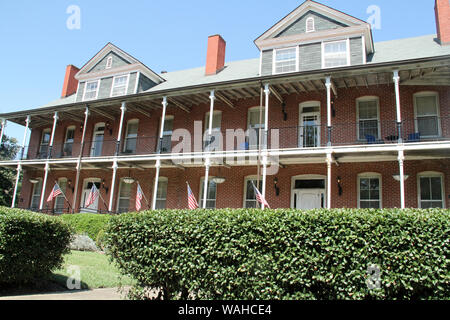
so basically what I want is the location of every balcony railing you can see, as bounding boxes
[8,117,450,161]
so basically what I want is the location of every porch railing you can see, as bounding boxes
[10,117,450,161]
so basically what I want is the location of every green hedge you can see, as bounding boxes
[60,213,112,242]
[0,207,72,284]
[105,208,449,300]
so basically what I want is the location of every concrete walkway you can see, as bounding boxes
[0,287,127,300]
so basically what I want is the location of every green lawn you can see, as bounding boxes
[52,250,135,290]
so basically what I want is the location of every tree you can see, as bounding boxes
[0,135,20,207]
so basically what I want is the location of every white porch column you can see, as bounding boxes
[326,152,333,209]
[39,162,50,210]
[73,106,89,209]
[152,97,168,210]
[115,102,127,155]
[325,76,332,146]
[261,84,270,209]
[393,70,403,143]
[11,116,31,208]
[11,164,22,208]
[398,150,406,209]
[48,112,59,158]
[151,159,161,210]
[108,160,118,212]
[0,119,6,146]
[203,90,215,209]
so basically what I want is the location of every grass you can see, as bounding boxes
[52,250,135,290]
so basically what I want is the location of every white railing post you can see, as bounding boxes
[398,150,406,209]
[261,84,270,209]
[116,102,127,155]
[325,76,332,146]
[393,70,403,143]
[326,152,333,209]
[108,160,118,213]
[11,164,22,208]
[203,90,215,209]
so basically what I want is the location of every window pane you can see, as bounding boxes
[416,96,437,116]
[249,109,265,127]
[420,177,431,200]
[275,48,296,73]
[417,117,438,136]
[431,177,442,200]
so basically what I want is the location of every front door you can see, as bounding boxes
[299,112,320,148]
[80,181,101,213]
[294,189,324,210]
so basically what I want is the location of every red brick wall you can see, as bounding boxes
[18,159,450,211]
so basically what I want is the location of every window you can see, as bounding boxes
[123,120,139,154]
[358,174,381,208]
[111,75,129,97]
[54,178,67,214]
[357,98,380,140]
[63,126,75,157]
[322,40,349,68]
[117,179,132,213]
[83,81,99,101]
[306,17,315,33]
[30,179,43,210]
[105,56,113,69]
[414,93,440,137]
[39,129,51,158]
[160,117,174,153]
[247,107,265,150]
[155,177,168,209]
[204,111,222,150]
[418,173,444,208]
[273,47,297,74]
[244,177,262,208]
[199,178,217,209]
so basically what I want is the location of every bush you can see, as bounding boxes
[0,207,72,284]
[105,208,450,300]
[60,213,111,241]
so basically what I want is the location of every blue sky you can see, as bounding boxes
[0,0,439,142]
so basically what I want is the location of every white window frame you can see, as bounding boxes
[123,119,139,153]
[321,39,351,69]
[54,178,68,213]
[199,177,217,209]
[356,96,381,141]
[272,46,299,75]
[30,178,43,210]
[83,80,100,101]
[357,173,382,209]
[306,17,315,33]
[105,56,113,69]
[413,92,441,138]
[110,74,130,97]
[417,172,445,209]
[155,177,168,209]
[160,116,174,153]
[247,107,266,150]
[117,178,132,213]
[243,176,262,208]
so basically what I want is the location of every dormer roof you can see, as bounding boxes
[254,0,374,54]
[75,42,165,84]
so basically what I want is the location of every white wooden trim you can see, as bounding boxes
[134,71,141,94]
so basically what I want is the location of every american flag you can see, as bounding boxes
[136,183,143,211]
[186,182,199,210]
[85,184,99,208]
[47,183,63,202]
[251,181,270,209]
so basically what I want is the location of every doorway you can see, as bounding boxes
[80,179,101,213]
[91,123,105,157]
[291,177,326,210]
[299,102,321,148]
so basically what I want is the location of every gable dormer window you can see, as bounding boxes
[273,47,298,74]
[322,39,350,68]
[306,17,315,33]
[105,56,113,69]
[111,75,129,97]
[83,80,99,101]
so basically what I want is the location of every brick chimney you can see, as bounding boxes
[435,0,450,45]
[61,65,80,98]
[205,35,226,75]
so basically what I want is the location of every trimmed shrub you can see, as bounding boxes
[105,208,449,300]
[0,207,72,284]
[60,213,111,241]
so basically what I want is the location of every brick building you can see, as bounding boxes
[1,0,449,213]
